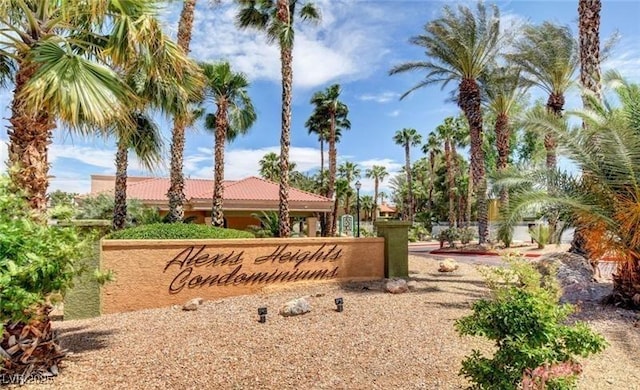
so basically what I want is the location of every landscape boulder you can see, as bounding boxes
[439,258,459,272]
[385,278,409,294]
[279,297,311,317]
[183,297,204,311]
[407,280,418,291]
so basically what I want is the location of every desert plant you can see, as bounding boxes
[0,176,90,377]
[247,211,280,238]
[439,227,461,248]
[455,254,607,389]
[408,224,429,242]
[458,227,475,245]
[529,224,551,249]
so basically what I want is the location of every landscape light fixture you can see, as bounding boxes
[355,181,362,237]
[335,297,344,312]
[258,307,267,323]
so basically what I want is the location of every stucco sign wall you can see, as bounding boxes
[101,237,385,314]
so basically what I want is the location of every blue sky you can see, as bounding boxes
[0,0,639,195]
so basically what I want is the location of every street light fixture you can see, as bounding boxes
[355,181,361,237]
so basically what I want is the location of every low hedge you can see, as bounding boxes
[106,223,255,240]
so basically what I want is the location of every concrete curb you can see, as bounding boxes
[428,249,542,258]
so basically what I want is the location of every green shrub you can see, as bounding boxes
[458,227,475,244]
[455,254,607,389]
[409,224,430,242]
[438,227,460,247]
[0,176,89,329]
[106,223,255,240]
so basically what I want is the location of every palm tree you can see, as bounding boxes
[500,74,640,308]
[436,119,458,228]
[306,119,329,185]
[572,0,602,257]
[360,195,374,222]
[1,1,198,213]
[309,84,350,236]
[113,114,163,230]
[481,66,527,210]
[202,62,256,227]
[260,152,280,181]
[337,161,360,214]
[236,0,320,237]
[506,22,578,170]
[393,128,422,222]
[378,191,388,204]
[365,165,389,221]
[259,152,297,182]
[167,0,211,223]
[390,2,502,243]
[422,132,442,212]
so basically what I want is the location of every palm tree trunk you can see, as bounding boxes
[572,0,602,258]
[495,112,510,209]
[445,140,456,228]
[327,115,337,236]
[546,93,565,243]
[466,164,472,229]
[167,0,197,223]
[610,256,640,309]
[579,0,602,104]
[211,101,227,227]
[428,153,436,212]
[8,62,55,214]
[405,143,413,223]
[113,137,129,230]
[277,0,292,238]
[320,138,325,189]
[373,180,379,222]
[459,78,488,243]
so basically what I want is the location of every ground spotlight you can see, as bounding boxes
[335,297,344,312]
[258,307,267,323]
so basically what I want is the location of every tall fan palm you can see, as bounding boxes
[112,114,163,230]
[506,22,578,170]
[337,161,360,216]
[166,0,207,222]
[481,66,528,210]
[0,1,199,213]
[365,165,389,221]
[309,84,350,236]
[305,109,344,194]
[499,74,640,308]
[259,152,297,182]
[436,119,458,228]
[393,128,422,222]
[421,132,442,212]
[236,0,320,237]
[202,62,256,227]
[389,2,502,243]
[260,152,281,182]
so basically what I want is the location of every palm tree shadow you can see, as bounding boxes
[58,328,116,354]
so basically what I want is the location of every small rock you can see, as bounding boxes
[279,298,311,317]
[385,278,409,294]
[439,258,459,272]
[407,280,418,291]
[182,297,204,311]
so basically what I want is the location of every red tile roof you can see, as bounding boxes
[379,203,397,213]
[91,176,331,203]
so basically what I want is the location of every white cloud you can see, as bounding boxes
[169,0,390,89]
[358,91,400,103]
[186,146,322,180]
[603,48,640,82]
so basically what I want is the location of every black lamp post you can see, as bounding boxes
[355,180,361,237]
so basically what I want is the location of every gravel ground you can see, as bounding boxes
[13,256,640,390]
